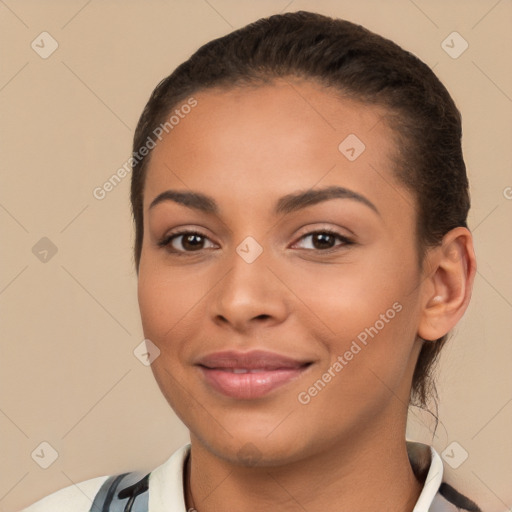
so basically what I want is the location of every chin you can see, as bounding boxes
[191,421,325,469]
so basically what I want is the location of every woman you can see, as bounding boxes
[22,11,481,512]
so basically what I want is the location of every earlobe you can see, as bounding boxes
[417,227,476,342]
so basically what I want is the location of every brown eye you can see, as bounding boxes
[158,231,216,253]
[294,230,353,251]
[311,232,336,250]
[177,233,205,251]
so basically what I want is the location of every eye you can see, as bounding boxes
[158,230,216,253]
[292,229,353,251]
[158,228,353,255]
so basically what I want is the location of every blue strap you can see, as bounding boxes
[89,471,150,512]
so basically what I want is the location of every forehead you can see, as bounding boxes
[144,79,410,218]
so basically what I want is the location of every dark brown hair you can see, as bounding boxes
[130,11,470,409]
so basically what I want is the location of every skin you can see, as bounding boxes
[137,78,476,512]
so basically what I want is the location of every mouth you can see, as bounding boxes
[195,350,314,400]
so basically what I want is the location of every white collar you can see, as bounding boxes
[412,444,444,511]
[148,441,444,512]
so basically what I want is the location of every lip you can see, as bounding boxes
[195,350,313,400]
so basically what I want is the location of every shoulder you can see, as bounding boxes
[19,475,109,512]
[19,444,191,512]
[406,441,482,512]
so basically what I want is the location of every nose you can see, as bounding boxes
[210,245,290,333]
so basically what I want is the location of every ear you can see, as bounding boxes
[417,227,477,341]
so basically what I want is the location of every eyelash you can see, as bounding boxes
[157,228,354,255]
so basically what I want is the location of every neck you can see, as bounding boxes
[185,425,424,512]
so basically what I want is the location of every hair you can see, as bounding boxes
[130,11,470,409]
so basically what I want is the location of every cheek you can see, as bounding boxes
[137,258,216,396]
[137,258,206,339]
[291,255,417,341]
[137,272,170,338]
[289,251,421,391]
[137,263,201,415]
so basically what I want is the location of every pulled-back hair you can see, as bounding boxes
[130,11,470,409]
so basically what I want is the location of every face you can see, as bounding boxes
[137,79,426,466]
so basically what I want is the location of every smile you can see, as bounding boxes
[195,350,313,400]
[198,366,311,400]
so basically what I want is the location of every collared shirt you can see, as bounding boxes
[21,441,481,512]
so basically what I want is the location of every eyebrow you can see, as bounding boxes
[148,185,380,216]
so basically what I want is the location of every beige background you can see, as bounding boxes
[0,1,511,511]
